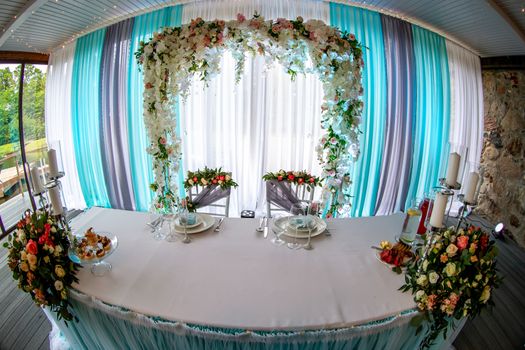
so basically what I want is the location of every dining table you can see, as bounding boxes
[45,207,464,349]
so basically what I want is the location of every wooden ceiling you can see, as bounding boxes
[0,0,524,57]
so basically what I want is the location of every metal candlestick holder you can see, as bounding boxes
[33,191,48,210]
[438,178,462,223]
[454,194,478,232]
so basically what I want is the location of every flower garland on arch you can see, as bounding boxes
[137,13,364,215]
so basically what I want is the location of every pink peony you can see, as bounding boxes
[237,13,246,23]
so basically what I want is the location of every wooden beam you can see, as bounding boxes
[0,51,48,64]
[487,0,525,46]
[481,56,525,70]
[0,0,49,48]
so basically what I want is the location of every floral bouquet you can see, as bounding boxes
[183,167,238,212]
[3,210,80,322]
[400,226,500,348]
[262,170,322,188]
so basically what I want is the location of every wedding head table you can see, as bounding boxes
[47,207,461,349]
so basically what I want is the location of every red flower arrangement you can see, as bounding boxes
[262,170,321,187]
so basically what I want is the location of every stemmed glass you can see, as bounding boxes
[287,203,305,250]
[271,214,285,246]
[303,201,320,250]
[164,213,178,242]
[179,206,191,244]
[151,213,166,241]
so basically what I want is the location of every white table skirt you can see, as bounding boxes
[70,208,415,331]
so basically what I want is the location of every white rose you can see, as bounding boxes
[479,286,491,303]
[43,256,50,264]
[55,245,63,254]
[429,272,439,284]
[54,280,64,291]
[188,179,194,186]
[446,244,458,257]
[415,290,426,301]
[417,275,428,286]
[422,260,429,272]
[225,175,231,181]
[445,262,457,277]
[55,265,66,278]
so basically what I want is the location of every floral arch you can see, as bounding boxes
[137,13,364,216]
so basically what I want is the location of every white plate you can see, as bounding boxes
[173,214,215,234]
[175,215,203,229]
[273,215,327,239]
[287,216,317,232]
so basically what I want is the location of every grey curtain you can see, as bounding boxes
[100,18,135,210]
[375,15,415,215]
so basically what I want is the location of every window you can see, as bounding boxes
[0,63,47,236]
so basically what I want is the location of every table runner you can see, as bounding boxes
[70,208,415,331]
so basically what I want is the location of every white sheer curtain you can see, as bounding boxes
[446,41,484,198]
[45,43,87,209]
[180,0,329,216]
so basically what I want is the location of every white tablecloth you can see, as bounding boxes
[71,208,415,331]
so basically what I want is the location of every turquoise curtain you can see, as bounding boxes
[128,6,183,211]
[405,26,450,209]
[71,29,110,208]
[329,3,387,217]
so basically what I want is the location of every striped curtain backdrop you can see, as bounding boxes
[45,2,483,216]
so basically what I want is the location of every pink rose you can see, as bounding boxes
[349,33,356,41]
[277,175,283,181]
[309,31,316,41]
[159,137,167,145]
[145,82,153,89]
[330,137,338,145]
[237,13,246,23]
[457,235,469,251]
[26,239,38,255]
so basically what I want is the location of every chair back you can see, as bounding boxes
[188,175,232,218]
[266,181,315,218]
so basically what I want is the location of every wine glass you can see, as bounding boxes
[271,214,285,246]
[152,216,166,241]
[179,207,191,244]
[287,203,305,250]
[164,213,178,242]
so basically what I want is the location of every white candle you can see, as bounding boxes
[49,186,63,215]
[464,172,480,204]
[48,149,60,178]
[30,166,44,194]
[429,192,447,228]
[445,152,460,187]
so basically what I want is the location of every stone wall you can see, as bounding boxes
[477,70,525,247]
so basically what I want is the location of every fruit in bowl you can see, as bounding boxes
[379,241,414,268]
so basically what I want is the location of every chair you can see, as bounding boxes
[187,175,232,218]
[266,181,315,218]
